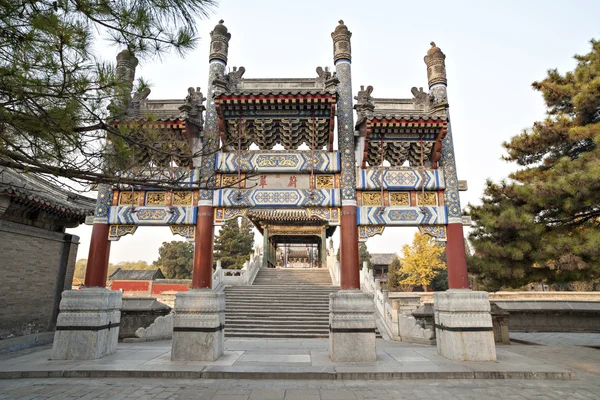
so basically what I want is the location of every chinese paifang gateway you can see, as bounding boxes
[84,20,469,293]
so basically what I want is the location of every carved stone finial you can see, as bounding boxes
[424,41,447,87]
[108,49,140,116]
[331,20,352,62]
[210,20,231,63]
[115,49,139,95]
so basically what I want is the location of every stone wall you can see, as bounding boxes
[493,301,600,333]
[389,291,600,306]
[0,220,79,340]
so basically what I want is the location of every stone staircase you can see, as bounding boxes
[224,268,338,338]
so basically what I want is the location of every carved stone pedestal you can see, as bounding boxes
[434,289,496,361]
[51,289,122,360]
[171,290,225,361]
[329,290,376,362]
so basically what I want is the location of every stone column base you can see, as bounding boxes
[171,289,225,361]
[329,290,376,362]
[51,289,122,360]
[434,289,497,361]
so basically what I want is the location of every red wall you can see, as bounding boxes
[151,283,189,295]
[111,280,150,292]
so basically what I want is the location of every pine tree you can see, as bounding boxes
[214,217,255,269]
[469,39,600,290]
[359,243,373,269]
[386,256,402,289]
[398,232,446,291]
[153,241,194,279]
[0,0,217,188]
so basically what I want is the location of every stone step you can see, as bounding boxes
[225,323,328,329]
[224,332,330,338]
[225,308,330,314]
[223,268,339,338]
[225,327,329,334]
[225,318,329,324]
[225,311,330,317]
[225,305,329,310]
[225,298,330,304]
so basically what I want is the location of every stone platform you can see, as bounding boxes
[0,338,574,380]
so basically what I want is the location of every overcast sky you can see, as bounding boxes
[68,0,600,263]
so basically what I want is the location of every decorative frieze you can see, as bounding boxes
[419,225,447,241]
[240,174,336,190]
[358,225,385,241]
[108,224,137,241]
[214,208,247,225]
[173,191,193,206]
[268,225,324,236]
[357,206,448,226]
[170,225,195,240]
[145,192,167,206]
[316,175,335,189]
[215,151,340,173]
[108,206,196,225]
[357,191,442,207]
[389,192,410,206]
[356,168,445,190]
[361,192,383,206]
[213,188,340,208]
[306,207,340,225]
[416,192,438,206]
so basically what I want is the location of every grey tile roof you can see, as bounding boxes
[129,99,186,122]
[223,89,337,97]
[356,98,448,126]
[109,268,165,281]
[370,253,398,266]
[0,167,95,220]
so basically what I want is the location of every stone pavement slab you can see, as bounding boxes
[0,377,599,400]
[0,338,575,380]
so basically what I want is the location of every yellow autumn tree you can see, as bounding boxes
[399,232,446,291]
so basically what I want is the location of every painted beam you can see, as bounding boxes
[108,206,196,225]
[356,206,448,225]
[213,188,340,208]
[356,168,445,190]
[215,151,340,173]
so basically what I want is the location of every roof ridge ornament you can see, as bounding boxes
[179,87,206,126]
[354,85,375,119]
[411,87,431,109]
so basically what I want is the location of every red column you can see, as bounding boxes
[192,205,215,289]
[84,223,111,288]
[446,223,469,289]
[340,205,360,290]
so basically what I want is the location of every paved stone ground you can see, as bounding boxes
[0,376,598,399]
[0,333,598,399]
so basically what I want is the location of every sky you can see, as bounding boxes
[68,0,600,263]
